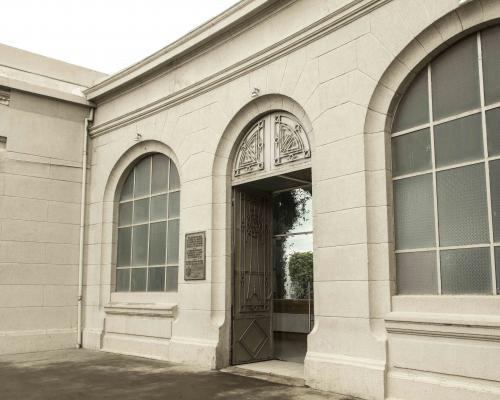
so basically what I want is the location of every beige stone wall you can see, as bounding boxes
[83,1,500,399]
[0,90,90,354]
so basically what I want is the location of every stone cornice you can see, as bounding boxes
[89,0,392,138]
[0,68,92,106]
[85,0,282,99]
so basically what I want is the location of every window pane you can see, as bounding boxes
[482,25,500,105]
[134,157,151,197]
[151,154,169,194]
[486,107,500,157]
[132,224,148,266]
[169,161,180,190]
[392,128,432,177]
[149,222,166,266]
[488,160,500,241]
[168,191,180,219]
[432,35,480,120]
[393,69,429,132]
[133,198,150,224]
[396,251,438,295]
[273,188,313,235]
[394,174,435,250]
[434,113,483,168]
[167,219,180,264]
[119,202,133,226]
[274,234,313,300]
[131,268,147,292]
[495,247,500,295]
[117,228,131,267]
[148,267,165,292]
[437,164,489,246]
[151,194,167,221]
[120,172,134,201]
[166,266,178,292]
[440,248,492,294]
[116,268,130,292]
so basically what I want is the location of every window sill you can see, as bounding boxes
[106,292,178,318]
[110,291,178,305]
[104,302,177,318]
[392,295,500,315]
[385,311,500,341]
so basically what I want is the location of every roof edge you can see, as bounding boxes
[85,0,278,99]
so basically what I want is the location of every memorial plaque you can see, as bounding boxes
[184,231,206,280]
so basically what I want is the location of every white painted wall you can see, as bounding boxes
[2,1,490,400]
[0,45,104,354]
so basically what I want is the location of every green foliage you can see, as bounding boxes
[273,187,312,299]
[288,251,313,299]
[273,188,312,234]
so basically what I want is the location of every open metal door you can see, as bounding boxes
[231,187,273,365]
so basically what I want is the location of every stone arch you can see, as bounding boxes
[212,93,314,179]
[362,1,500,325]
[98,140,181,301]
[209,94,314,366]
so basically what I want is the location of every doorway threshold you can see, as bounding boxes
[221,360,305,387]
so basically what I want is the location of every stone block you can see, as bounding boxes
[315,281,370,318]
[0,285,43,307]
[319,41,357,83]
[43,285,77,307]
[315,207,367,248]
[315,172,366,214]
[314,244,369,282]
[314,134,365,181]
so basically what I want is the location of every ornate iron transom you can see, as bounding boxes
[233,112,310,179]
[274,115,311,166]
[234,120,265,177]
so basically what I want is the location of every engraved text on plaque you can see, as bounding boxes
[184,231,206,280]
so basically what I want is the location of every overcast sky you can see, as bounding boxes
[1,0,239,74]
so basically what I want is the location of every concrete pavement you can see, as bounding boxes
[0,350,356,400]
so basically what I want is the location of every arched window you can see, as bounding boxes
[115,154,180,292]
[392,25,500,295]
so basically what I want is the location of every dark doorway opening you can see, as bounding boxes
[231,168,313,366]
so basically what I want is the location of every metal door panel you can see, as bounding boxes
[232,188,273,365]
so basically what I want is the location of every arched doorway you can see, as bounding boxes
[230,111,314,366]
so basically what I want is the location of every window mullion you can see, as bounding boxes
[145,157,153,292]
[477,32,497,295]
[428,64,442,295]
[165,160,171,292]
[129,168,136,292]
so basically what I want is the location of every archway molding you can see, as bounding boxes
[210,94,314,367]
[98,140,180,298]
[363,0,500,327]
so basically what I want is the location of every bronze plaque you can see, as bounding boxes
[184,231,206,280]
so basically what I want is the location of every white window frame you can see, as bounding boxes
[116,154,180,293]
[392,31,500,296]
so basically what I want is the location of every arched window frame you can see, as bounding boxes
[391,26,500,296]
[114,153,181,293]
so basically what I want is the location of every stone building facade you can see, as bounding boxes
[0,45,105,353]
[2,1,500,399]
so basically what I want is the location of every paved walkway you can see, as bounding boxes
[0,350,355,400]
